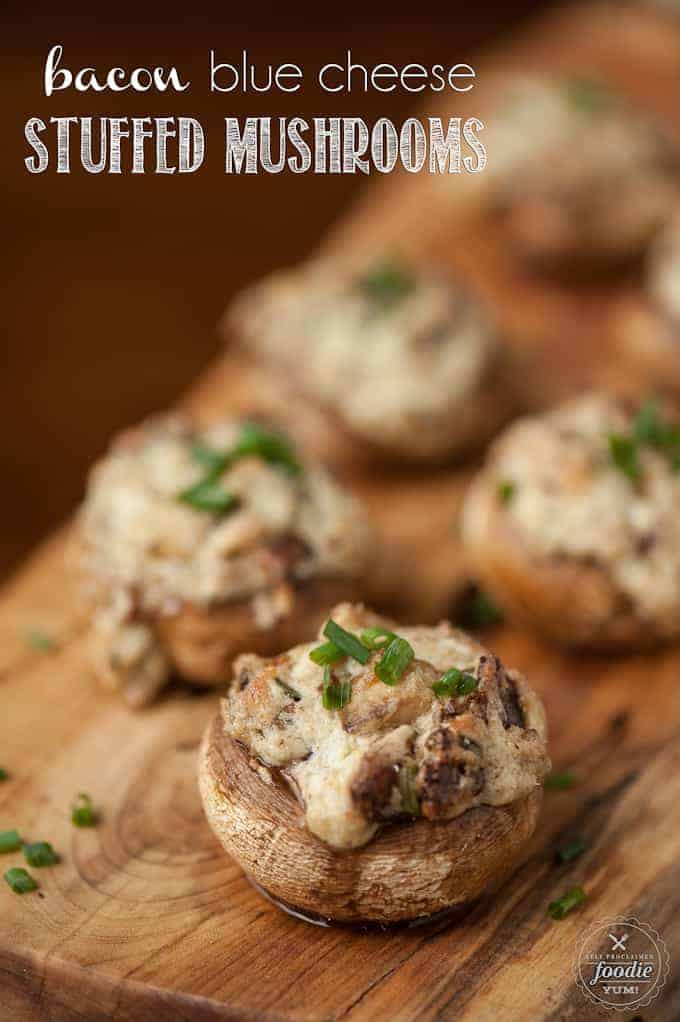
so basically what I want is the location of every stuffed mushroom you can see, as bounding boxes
[226,257,510,463]
[199,602,549,923]
[78,416,374,706]
[462,393,680,647]
[616,217,680,397]
[489,74,678,269]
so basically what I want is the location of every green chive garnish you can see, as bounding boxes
[322,665,352,710]
[548,885,587,920]
[23,842,59,868]
[71,793,97,828]
[459,590,503,630]
[633,398,665,447]
[433,667,478,699]
[608,433,640,481]
[607,400,680,482]
[0,768,8,782]
[309,641,344,666]
[375,636,415,686]
[275,679,301,702]
[565,76,614,114]
[545,771,578,791]
[323,620,370,665]
[497,481,516,505]
[356,258,416,307]
[556,836,588,865]
[232,422,302,477]
[360,627,395,650]
[4,867,37,894]
[178,478,239,515]
[25,629,56,652]
[190,441,230,475]
[181,423,300,513]
[633,399,680,464]
[0,830,22,854]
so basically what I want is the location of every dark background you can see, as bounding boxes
[2,0,554,580]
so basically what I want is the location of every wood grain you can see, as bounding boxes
[2,4,680,1020]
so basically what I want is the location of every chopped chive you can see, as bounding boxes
[565,76,614,114]
[607,400,680,482]
[0,768,8,782]
[463,590,503,630]
[356,257,416,307]
[182,423,301,513]
[548,885,587,920]
[545,771,578,791]
[323,620,370,665]
[71,793,97,828]
[0,830,22,854]
[556,836,588,865]
[497,481,516,505]
[433,667,478,699]
[360,627,395,650]
[633,398,665,447]
[632,399,680,466]
[190,441,230,475]
[322,665,352,710]
[309,640,344,666]
[375,636,415,686]
[232,422,302,477]
[25,629,56,652]
[275,679,302,703]
[23,842,59,868]
[608,433,640,481]
[4,867,37,894]
[178,478,239,515]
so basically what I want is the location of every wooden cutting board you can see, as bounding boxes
[2,5,680,1020]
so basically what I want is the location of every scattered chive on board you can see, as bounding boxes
[71,793,97,828]
[375,636,414,686]
[458,589,504,630]
[4,867,37,894]
[0,768,8,782]
[548,885,587,920]
[556,836,588,865]
[497,481,516,505]
[23,841,60,868]
[323,620,370,665]
[0,830,22,854]
[545,771,578,791]
[565,76,613,114]
[25,629,56,652]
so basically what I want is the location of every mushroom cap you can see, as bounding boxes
[199,713,543,924]
[461,444,680,650]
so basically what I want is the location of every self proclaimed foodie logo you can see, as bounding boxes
[574,917,669,1011]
